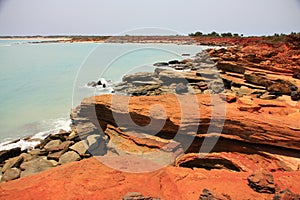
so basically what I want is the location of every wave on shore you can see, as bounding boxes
[0,118,71,151]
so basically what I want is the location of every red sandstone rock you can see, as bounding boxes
[77,94,300,151]
[2,35,299,199]
[0,158,300,200]
[219,93,236,103]
[247,171,276,194]
[237,96,261,112]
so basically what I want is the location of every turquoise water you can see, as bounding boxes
[0,40,204,143]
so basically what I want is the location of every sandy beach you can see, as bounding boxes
[0,37,72,41]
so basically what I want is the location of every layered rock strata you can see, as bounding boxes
[1,36,300,199]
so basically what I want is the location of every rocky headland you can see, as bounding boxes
[0,35,300,200]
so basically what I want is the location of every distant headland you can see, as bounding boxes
[1,31,299,46]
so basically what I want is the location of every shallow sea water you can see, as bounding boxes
[0,40,205,148]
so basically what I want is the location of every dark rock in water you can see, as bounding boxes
[291,91,300,101]
[20,157,54,177]
[0,147,22,164]
[122,192,160,200]
[175,83,188,94]
[274,189,300,200]
[97,80,102,85]
[87,81,97,87]
[153,62,169,67]
[1,167,21,182]
[102,83,106,88]
[247,171,275,194]
[168,60,181,65]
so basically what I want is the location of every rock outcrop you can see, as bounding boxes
[199,188,231,200]
[0,121,108,182]
[76,94,300,153]
[0,35,300,199]
[274,189,300,200]
[122,192,160,200]
[247,171,276,194]
[1,158,300,200]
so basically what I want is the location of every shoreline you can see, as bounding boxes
[0,34,291,47]
[1,33,299,153]
[0,42,206,151]
[0,37,72,41]
[0,35,257,46]
[0,118,71,151]
[0,34,300,198]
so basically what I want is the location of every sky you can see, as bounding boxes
[0,0,299,36]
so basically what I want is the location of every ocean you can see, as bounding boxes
[0,40,205,149]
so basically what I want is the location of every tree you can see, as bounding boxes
[188,31,203,37]
[221,32,233,37]
[208,31,220,37]
[194,31,203,36]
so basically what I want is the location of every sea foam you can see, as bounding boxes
[0,118,71,151]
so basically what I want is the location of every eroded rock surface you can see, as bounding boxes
[1,158,300,200]
[0,35,300,199]
[247,171,276,194]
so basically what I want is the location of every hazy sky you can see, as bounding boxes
[0,0,299,36]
